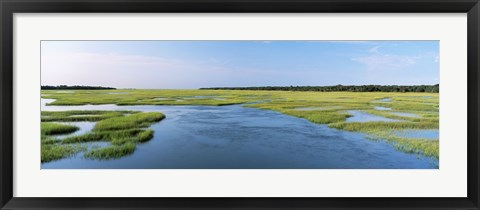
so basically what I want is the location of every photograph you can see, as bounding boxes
[3,0,477,208]
[40,40,439,169]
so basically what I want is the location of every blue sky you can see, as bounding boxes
[41,41,439,89]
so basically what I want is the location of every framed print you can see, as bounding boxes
[1,0,479,209]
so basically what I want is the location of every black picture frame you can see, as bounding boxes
[1,0,479,209]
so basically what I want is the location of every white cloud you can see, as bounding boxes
[323,41,371,44]
[352,41,440,71]
[369,46,380,53]
[352,53,417,70]
[349,45,439,85]
[353,45,417,70]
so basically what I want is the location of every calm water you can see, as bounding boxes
[293,106,342,111]
[372,98,392,103]
[41,99,438,169]
[50,121,96,140]
[346,110,403,123]
[373,106,392,111]
[394,130,439,140]
[391,112,419,118]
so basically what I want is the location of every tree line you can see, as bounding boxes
[200,84,439,93]
[41,85,116,90]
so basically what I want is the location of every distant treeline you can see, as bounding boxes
[201,84,439,93]
[41,85,116,90]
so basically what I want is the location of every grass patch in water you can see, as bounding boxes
[41,144,86,163]
[42,110,137,122]
[41,122,78,135]
[41,110,165,162]
[62,129,154,145]
[41,135,61,144]
[329,121,438,158]
[330,121,437,131]
[281,110,352,124]
[371,130,438,158]
[84,142,136,160]
[93,112,165,131]
[61,133,104,143]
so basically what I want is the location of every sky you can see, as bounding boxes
[41,41,439,89]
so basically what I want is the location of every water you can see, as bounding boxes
[372,98,392,103]
[294,106,342,111]
[50,121,96,140]
[73,141,112,159]
[391,112,419,118]
[41,99,437,169]
[398,96,433,99]
[184,96,225,100]
[394,130,439,140]
[346,111,403,123]
[373,106,392,111]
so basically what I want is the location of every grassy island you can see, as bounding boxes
[41,110,165,162]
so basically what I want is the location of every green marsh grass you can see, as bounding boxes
[41,144,86,163]
[61,129,154,145]
[41,122,78,135]
[41,110,138,122]
[93,112,165,131]
[281,109,352,124]
[84,143,136,160]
